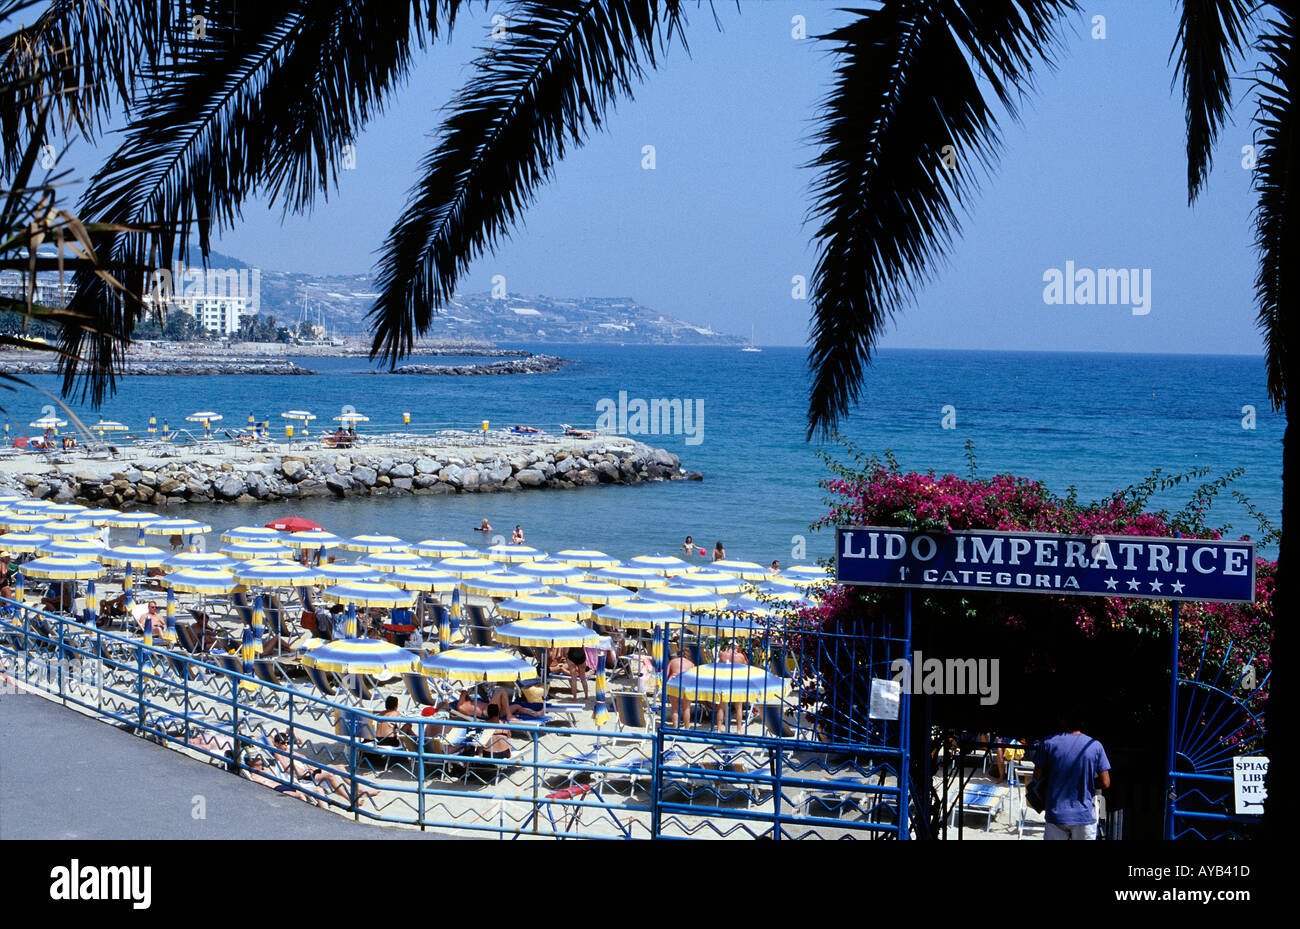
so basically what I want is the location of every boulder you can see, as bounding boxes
[460,469,480,490]
[215,475,246,500]
[325,473,352,496]
[389,462,415,479]
[352,466,377,487]
[391,477,413,491]
[158,479,184,496]
[281,459,307,482]
[414,457,439,474]
[515,469,545,487]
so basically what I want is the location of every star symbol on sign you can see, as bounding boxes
[1104,577,1118,591]
[1149,579,1163,593]
[1126,578,1141,591]
[1171,581,1185,594]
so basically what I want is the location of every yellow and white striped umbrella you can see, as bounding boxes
[40,520,100,540]
[320,580,414,609]
[100,544,169,567]
[164,568,239,594]
[553,549,621,569]
[493,617,600,649]
[358,551,432,572]
[710,559,772,582]
[0,512,54,531]
[387,567,460,592]
[642,584,730,611]
[628,554,691,576]
[9,500,58,513]
[591,565,672,590]
[549,579,638,606]
[103,512,162,529]
[411,539,478,558]
[220,540,293,561]
[665,663,787,703]
[232,559,325,587]
[77,508,123,525]
[462,571,547,599]
[42,503,89,519]
[317,563,382,582]
[485,544,546,563]
[513,560,589,585]
[38,538,107,559]
[337,534,408,554]
[592,597,681,630]
[301,639,417,676]
[436,555,497,578]
[163,550,237,570]
[19,555,105,580]
[496,592,590,621]
[220,526,281,544]
[0,532,52,554]
[143,518,212,537]
[284,529,343,550]
[419,647,534,683]
[280,409,315,421]
[679,569,747,595]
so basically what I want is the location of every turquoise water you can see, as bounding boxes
[12,347,1283,561]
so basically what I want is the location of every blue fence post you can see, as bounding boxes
[57,615,66,704]
[348,712,359,819]
[136,639,145,732]
[772,737,784,840]
[1165,598,1182,841]
[531,729,540,835]
[417,720,426,830]
[899,589,912,840]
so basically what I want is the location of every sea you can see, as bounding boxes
[13,346,1284,562]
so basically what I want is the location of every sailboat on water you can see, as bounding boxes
[741,325,761,353]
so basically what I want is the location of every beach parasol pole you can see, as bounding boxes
[593,652,609,728]
[164,585,177,644]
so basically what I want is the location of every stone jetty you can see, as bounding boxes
[0,360,315,376]
[383,355,569,375]
[5,433,701,506]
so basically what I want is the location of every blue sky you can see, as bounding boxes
[72,2,1268,352]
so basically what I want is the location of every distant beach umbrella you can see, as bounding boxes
[338,534,408,554]
[42,503,89,519]
[387,567,459,593]
[39,520,100,540]
[462,571,546,599]
[722,594,775,617]
[593,653,609,727]
[220,526,281,544]
[665,663,786,704]
[29,415,67,430]
[10,500,57,513]
[593,598,680,630]
[711,560,772,581]
[280,410,315,434]
[628,554,691,576]
[232,559,324,587]
[220,540,293,561]
[549,579,637,606]
[436,555,497,578]
[359,551,432,572]
[101,544,168,568]
[493,618,599,650]
[497,592,589,621]
[514,560,588,585]
[162,550,236,570]
[317,562,381,582]
[0,531,53,554]
[411,539,478,558]
[77,508,122,525]
[301,638,417,676]
[91,419,129,434]
[642,584,729,612]
[38,538,107,559]
[678,569,746,595]
[0,513,55,531]
[320,580,414,609]
[20,555,105,580]
[143,518,212,537]
[781,565,831,582]
[186,411,221,438]
[164,568,238,595]
[591,566,672,590]
[485,544,546,563]
[103,512,161,529]
[756,575,801,593]
[284,529,343,550]
[0,495,24,504]
[685,613,766,639]
[333,412,369,423]
[553,549,620,569]
[754,582,821,608]
[419,647,533,683]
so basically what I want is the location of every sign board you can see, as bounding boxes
[1233,756,1269,815]
[868,678,901,720]
[836,527,1255,604]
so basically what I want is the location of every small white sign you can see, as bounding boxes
[868,677,901,720]
[1232,755,1269,815]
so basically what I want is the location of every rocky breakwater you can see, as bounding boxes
[384,355,569,375]
[19,438,701,506]
[0,359,315,375]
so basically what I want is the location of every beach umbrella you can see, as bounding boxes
[147,417,157,434]
[220,540,293,561]
[0,495,24,504]
[101,543,168,568]
[496,592,589,621]
[462,571,546,599]
[685,613,766,639]
[411,539,478,558]
[164,568,239,595]
[665,663,786,704]
[722,594,776,617]
[143,518,212,538]
[284,529,342,550]
[514,560,588,585]
[320,580,414,609]
[232,559,324,587]
[162,550,236,570]
[265,516,323,533]
[359,551,433,572]
[642,584,730,612]
[337,533,408,554]
[593,597,680,630]
[20,555,105,580]
[38,538,107,559]
[280,410,316,434]
[493,617,599,650]
[91,419,129,435]
[418,647,534,683]
[0,513,56,531]
[591,565,672,589]
[220,525,281,544]
[39,520,100,540]
[755,574,802,593]
[10,500,57,513]
[553,549,620,569]
[387,568,459,592]
[186,411,222,437]
[103,512,161,529]
[678,568,747,595]
[549,579,637,607]
[436,555,497,578]
[77,508,122,525]
[317,562,382,582]
[485,544,546,563]
[0,531,53,554]
[42,503,89,519]
[593,653,610,727]
[711,559,773,581]
[29,415,67,430]
[333,412,369,423]
[301,638,417,676]
[628,554,691,576]
[781,565,831,583]
[754,582,821,608]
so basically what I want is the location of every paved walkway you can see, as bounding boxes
[0,687,439,839]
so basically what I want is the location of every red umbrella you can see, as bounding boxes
[265,517,324,532]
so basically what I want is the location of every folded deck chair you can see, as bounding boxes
[465,604,490,627]
[949,782,1010,832]
[303,664,337,697]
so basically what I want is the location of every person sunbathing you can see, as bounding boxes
[244,755,326,807]
[41,582,75,614]
[132,600,167,638]
[444,687,543,723]
[269,731,378,804]
[477,705,513,759]
[373,695,415,747]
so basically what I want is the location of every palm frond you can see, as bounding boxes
[1251,7,1295,411]
[804,0,1076,439]
[367,0,690,363]
[1173,0,1257,203]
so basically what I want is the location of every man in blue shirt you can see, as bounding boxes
[1033,716,1111,840]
